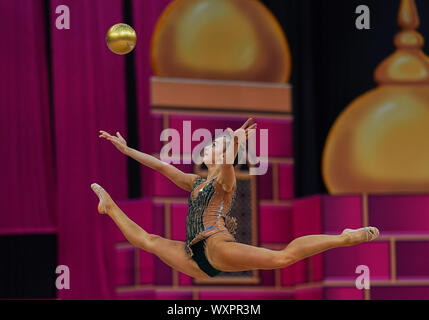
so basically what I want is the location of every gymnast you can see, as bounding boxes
[91,118,379,279]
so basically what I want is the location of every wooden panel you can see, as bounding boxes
[151,77,292,113]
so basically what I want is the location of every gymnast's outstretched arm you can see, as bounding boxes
[99,130,198,191]
[217,118,257,192]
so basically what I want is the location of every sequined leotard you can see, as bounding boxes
[185,176,238,257]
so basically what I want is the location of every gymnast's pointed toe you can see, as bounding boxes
[342,226,380,246]
[91,183,108,214]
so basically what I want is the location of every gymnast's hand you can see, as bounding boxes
[227,118,258,144]
[99,130,128,154]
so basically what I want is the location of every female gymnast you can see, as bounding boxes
[91,118,379,279]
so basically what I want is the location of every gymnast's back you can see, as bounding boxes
[184,176,238,257]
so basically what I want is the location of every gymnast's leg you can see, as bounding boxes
[90,183,211,279]
[207,228,379,272]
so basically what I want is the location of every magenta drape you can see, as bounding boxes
[131,0,172,196]
[1,0,168,299]
[50,0,127,299]
[0,0,56,233]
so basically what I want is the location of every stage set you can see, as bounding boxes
[1,0,429,300]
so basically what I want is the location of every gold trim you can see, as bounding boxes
[150,77,292,113]
[275,269,281,289]
[163,112,169,131]
[272,162,279,202]
[117,278,429,294]
[152,107,294,119]
[161,113,170,148]
[365,289,371,300]
[378,234,429,241]
[115,242,134,249]
[362,193,369,227]
[259,200,293,206]
[116,282,325,293]
[390,238,397,282]
[251,174,259,247]
[135,248,140,285]
[264,235,429,242]
[307,258,313,283]
[324,279,429,286]
[153,197,188,204]
[269,157,294,164]
[194,274,260,285]
[192,289,199,300]
[165,202,171,239]
[172,270,178,288]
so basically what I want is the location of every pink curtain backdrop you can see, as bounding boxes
[49,0,127,299]
[0,0,178,299]
[0,0,56,233]
[132,0,172,196]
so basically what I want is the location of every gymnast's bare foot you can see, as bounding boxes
[91,183,114,214]
[341,227,379,246]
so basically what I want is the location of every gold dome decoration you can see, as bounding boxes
[322,0,429,194]
[150,0,291,83]
[375,0,429,84]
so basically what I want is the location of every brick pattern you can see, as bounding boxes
[321,194,429,300]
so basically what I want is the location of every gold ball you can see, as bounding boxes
[106,23,137,55]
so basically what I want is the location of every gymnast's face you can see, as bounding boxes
[202,135,229,165]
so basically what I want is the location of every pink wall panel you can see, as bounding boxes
[259,270,275,286]
[179,272,193,286]
[294,288,324,300]
[170,203,188,241]
[324,287,364,300]
[281,254,322,286]
[154,256,173,285]
[258,205,293,243]
[151,113,165,153]
[254,118,293,158]
[150,165,193,197]
[293,196,322,237]
[396,241,429,279]
[139,250,154,284]
[156,291,193,300]
[199,291,294,300]
[153,202,166,237]
[116,247,135,286]
[369,195,429,234]
[116,199,154,242]
[257,163,273,200]
[310,254,324,281]
[278,163,294,200]
[116,290,156,300]
[281,260,307,286]
[371,286,429,300]
[322,195,362,233]
[323,242,390,280]
[168,115,293,158]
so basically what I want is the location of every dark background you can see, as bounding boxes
[2,0,429,299]
[0,235,57,299]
